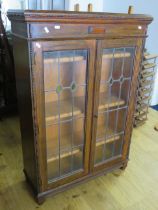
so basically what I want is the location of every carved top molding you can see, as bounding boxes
[7,10,153,25]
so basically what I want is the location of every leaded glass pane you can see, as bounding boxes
[43,49,88,183]
[94,47,135,166]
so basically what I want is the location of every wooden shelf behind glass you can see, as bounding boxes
[102,52,131,59]
[45,97,84,124]
[47,148,81,163]
[45,93,125,163]
[47,127,121,163]
[47,130,84,161]
[96,126,121,147]
[45,94,125,124]
[44,56,85,64]
[99,94,125,111]
[44,51,131,65]
[96,135,120,147]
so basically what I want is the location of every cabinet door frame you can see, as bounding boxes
[32,40,96,191]
[91,38,143,173]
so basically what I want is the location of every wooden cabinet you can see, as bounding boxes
[8,10,152,203]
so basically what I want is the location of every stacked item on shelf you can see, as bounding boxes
[134,51,158,127]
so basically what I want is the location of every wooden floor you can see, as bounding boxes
[0,108,158,210]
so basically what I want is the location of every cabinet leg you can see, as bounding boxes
[36,194,45,205]
[23,170,45,204]
[23,169,29,183]
[120,160,128,170]
[154,123,158,131]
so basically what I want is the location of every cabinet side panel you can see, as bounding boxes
[12,36,38,192]
[11,22,28,38]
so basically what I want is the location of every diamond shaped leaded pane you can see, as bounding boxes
[120,76,124,83]
[71,81,77,92]
[109,78,113,86]
[56,84,63,94]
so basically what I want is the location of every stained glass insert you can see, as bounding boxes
[43,49,88,182]
[71,81,77,92]
[94,46,135,166]
[56,84,63,94]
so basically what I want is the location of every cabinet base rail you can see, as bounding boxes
[24,158,128,204]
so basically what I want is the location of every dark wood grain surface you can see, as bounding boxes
[8,10,152,203]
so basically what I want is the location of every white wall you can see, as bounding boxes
[2,0,22,11]
[103,0,158,105]
[2,0,22,29]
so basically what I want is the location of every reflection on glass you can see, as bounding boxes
[95,47,135,165]
[44,50,88,182]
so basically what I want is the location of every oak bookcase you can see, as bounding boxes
[8,10,152,203]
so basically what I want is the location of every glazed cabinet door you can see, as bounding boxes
[32,40,95,190]
[91,39,143,172]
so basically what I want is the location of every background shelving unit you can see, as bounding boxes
[134,51,158,127]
